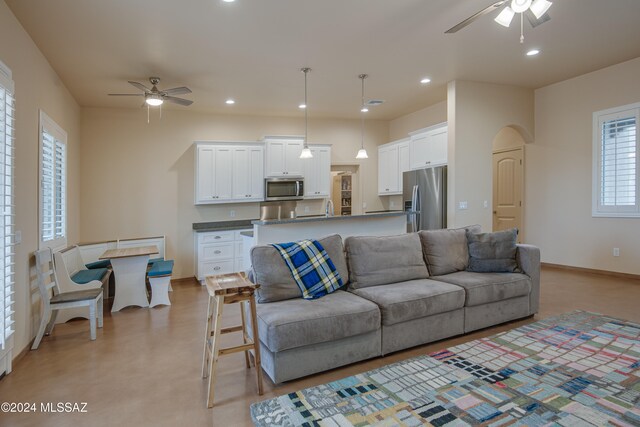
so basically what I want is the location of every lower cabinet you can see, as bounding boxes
[195,229,250,282]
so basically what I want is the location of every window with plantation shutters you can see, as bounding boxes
[0,60,15,356]
[593,103,640,217]
[39,111,67,249]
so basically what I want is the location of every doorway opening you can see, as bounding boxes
[331,164,361,216]
[492,126,527,241]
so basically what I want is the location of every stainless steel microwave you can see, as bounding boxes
[264,177,304,201]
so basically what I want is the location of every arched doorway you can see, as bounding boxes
[492,126,529,241]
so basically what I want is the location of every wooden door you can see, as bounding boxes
[493,148,523,238]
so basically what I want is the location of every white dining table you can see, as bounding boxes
[100,245,158,312]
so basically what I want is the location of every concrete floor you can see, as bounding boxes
[0,266,638,426]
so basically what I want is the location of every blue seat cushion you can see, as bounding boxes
[148,260,174,277]
[72,268,109,284]
[148,257,164,265]
[86,260,111,269]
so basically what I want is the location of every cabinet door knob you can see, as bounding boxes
[215,236,221,239]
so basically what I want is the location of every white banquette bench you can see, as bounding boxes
[53,236,169,323]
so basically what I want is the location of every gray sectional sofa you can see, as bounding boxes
[248,227,540,384]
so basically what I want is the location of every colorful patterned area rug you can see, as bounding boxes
[250,311,640,426]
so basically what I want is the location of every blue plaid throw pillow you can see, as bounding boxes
[271,239,343,300]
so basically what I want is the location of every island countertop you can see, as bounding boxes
[251,210,412,226]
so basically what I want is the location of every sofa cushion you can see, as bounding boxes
[255,290,380,352]
[419,225,481,276]
[71,268,109,284]
[467,228,521,273]
[431,271,531,306]
[350,279,465,326]
[345,233,429,289]
[251,234,348,303]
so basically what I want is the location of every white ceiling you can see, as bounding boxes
[7,0,640,120]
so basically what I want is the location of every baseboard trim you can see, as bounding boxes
[9,343,31,373]
[542,262,640,281]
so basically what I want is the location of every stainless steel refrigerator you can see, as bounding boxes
[403,166,447,232]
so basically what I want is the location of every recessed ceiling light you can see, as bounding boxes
[526,49,540,56]
[225,99,235,105]
[299,104,306,109]
[420,78,431,84]
[222,0,236,3]
[361,107,369,113]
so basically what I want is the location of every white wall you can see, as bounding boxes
[448,80,534,230]
[80,107,389,279]
[529,57,640,274]
[0,0,81,358]
[389,101,447,141]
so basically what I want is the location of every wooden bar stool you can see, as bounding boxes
[202,273,263,408]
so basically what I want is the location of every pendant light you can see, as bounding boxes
[299,68,313,159]
[355,74,369,160]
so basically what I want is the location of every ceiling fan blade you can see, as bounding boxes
[445,0,508,33]
[108,93,144,96]
[164,96,193,106]
[162,86,192,96]
[128,81,151,92]
[526,9,551,28]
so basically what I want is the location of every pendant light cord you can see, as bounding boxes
[303,68,309,148]
[360,74,367,150]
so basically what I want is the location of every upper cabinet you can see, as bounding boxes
[264,137,304,177]
[303,145,331,198]
[195,142,264,205]
[409,123,448,170]
[378,143,400,195]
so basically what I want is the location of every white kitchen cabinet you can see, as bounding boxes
[196,145,233,203]
[378,144,400,195]
[264,137,304,177]
[303,145,331,198]
[195,142,264,205]
[398,139,411,188]
[409,123,448,170]
[232,145,264,201]
[195,229,251,282]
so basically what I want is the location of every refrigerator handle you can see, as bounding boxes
[411,185,419,232]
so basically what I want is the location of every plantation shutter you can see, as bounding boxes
[598,110,638,213]
[40,111,67,248]
[0,61,15,350]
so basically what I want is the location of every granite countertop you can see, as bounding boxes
[192,219,256,232]
[252,210,414,226]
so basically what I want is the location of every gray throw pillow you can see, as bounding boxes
[466,228,521,273]
[419,225,481,276]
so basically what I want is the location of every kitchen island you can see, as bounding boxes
[241,211,413,270]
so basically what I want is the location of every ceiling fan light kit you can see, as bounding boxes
[530,0,553,19]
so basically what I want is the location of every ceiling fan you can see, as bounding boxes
[446,0,552,43]
[108,77,193,107]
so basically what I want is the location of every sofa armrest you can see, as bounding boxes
[516,244,540,315]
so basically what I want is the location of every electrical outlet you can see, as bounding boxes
[229,210,236,218]
[362,202,367,209]
[613,248,620,257]
[304,206,310,213]
[458,201,468,210]
[390,201,395,208]
[483,200,488,208]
